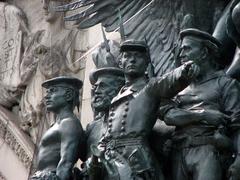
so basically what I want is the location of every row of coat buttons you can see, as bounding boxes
[105,100,130,137]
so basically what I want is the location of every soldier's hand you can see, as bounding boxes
[182,61,200,80]
[228,158,240,180]
[200,109,230,126]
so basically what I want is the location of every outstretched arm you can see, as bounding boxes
[147,61,200,99]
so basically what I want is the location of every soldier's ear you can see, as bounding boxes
[118,54,123,69]
[201,47,208,59]
[64,89,74,102]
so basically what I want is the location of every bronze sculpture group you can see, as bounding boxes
[32,30,240,180]
[30,0,240,180]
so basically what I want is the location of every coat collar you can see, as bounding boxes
[111,77,147,104]
[196,70,225,84]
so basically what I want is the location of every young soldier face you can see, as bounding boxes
[121,51,148,77]
[45,85,68,112]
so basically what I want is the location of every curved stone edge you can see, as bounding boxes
[0,105,34,169]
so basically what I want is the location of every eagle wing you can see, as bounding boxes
[55,0,230,76]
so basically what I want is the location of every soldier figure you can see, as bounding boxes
[31,76,85,180]
[162,29,240,180]
[82,67,124,180]
[87,67,125,156]
[95,39,199,180]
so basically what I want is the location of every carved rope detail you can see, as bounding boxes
[0,120,32,169]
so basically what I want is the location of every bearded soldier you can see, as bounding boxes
[81,67,125,180]
[163,29,240,180]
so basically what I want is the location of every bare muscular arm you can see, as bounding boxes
[56,118,83,180]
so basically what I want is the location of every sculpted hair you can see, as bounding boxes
[201,40,221,59]
[63,87,80,111]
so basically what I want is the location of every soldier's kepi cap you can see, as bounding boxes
[42,76,83,90]
[180,28,222,51]
[120,39,148,53]
[89,67,124,85]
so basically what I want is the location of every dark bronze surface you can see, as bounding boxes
[37,1,240,179]
[31,76,85,180]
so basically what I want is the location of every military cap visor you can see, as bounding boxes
[42,76,83,89]
[89,67,124,85]
[120,39,148,52]
[180,28,222,48]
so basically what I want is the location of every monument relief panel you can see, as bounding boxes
[18,0,87,142]
[2,0,240,180]
[0,0,28,108]
[50,0,240,179]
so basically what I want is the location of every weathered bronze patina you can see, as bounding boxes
[90,39,200,180]
[31,76,85,180]
[28,1,240,179]
[81,67,125,180]
[163,28,240,180]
